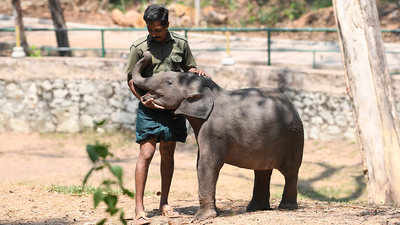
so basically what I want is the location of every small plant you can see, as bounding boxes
[109,0,127,12]
[283,1,306,21]
[311,0,333,10]
[29,45,41,57]
[258,6,281,26]
[83,141,134,225]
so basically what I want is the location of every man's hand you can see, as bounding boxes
[128,79,141,99]
[189,67,208,77]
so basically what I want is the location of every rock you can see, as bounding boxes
[125,10,146,27]
[169,3,194,27]
[53,106,80,133]
[111,9,146,27]
[9,118,31,132]
[202,6,227,25]
[111,9,125,26]
[111,111,133,124]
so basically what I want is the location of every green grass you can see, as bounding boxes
[48,185,155,197]
[48,185,122,196]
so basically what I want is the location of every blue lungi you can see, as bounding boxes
[135,102,187,143]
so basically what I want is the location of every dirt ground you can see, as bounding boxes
[0,132,400,225]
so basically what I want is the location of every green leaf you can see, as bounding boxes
[110,165,123,183]
[107,207,119,216]
[122,188,135,198]
[86,145,99,163]
[120,210,127,225]
[104,194,118,209]
[96,218,107,225]
[93,119,107,128]
[93,189,104,208]
[82,167,95,186]
[94,142,109,159]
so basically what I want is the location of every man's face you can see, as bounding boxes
[147,21,169,42]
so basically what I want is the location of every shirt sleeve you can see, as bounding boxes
[183,41,197,71]
[125,46,142,82]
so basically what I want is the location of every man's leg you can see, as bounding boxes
[135,138,156,217]
[159,141,176,211]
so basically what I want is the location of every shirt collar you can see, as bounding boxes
[147,31,174,44]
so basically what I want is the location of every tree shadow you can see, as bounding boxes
[297,162,366,202]
[1,218,72,225]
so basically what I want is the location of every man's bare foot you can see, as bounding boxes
[160,205,180,218]
[134,211,150,225]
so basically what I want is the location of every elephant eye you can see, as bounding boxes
[166,80,173,85]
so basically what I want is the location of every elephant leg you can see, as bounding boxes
[278,169,299,210]
[246,169,273,212]
[195,153,224,221]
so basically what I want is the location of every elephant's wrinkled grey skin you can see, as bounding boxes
[130,53,304,221]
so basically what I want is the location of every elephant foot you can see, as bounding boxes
[193,208,218,222]
[246,200,271,212]
[278,201,298,210]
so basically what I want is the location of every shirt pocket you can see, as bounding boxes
[170,52,184,72]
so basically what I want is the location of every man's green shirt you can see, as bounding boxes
[125,31,197,82]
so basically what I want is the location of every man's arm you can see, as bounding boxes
[183,41,208,77]
[125,47,143,99]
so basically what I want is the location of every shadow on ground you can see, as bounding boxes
[0,218,71,225]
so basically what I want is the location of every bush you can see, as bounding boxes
[283,1,306,21]
[311,0,333,9]
[83,141,134,225]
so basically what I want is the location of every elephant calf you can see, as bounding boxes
[130,53,304,220]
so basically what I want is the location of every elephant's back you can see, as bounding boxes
[208,88,303,170]
[218,88,301,129]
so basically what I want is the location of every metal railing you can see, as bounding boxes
[1,27,400,68]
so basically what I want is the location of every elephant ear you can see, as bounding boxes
[174,87,214,120]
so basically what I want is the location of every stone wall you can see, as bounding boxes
[1,57,399,140]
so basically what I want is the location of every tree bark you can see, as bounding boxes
[11,0,30,55]
[48,0,72,56]
[333,0,400,206]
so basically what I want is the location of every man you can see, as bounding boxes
[125,4,206,225]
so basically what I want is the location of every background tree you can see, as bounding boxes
[11,0,30,55]
[333,0,400,205]
[48,0,72,56]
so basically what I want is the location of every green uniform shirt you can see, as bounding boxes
[125,31,197,82]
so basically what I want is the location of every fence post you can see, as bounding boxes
[267,29,271,66]
[312,50,316,69]
[101,29,105,57]
[184,29,188,39]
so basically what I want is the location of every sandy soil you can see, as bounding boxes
[0,132,400,225]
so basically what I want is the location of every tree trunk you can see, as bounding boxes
[333,0,400,206]
[11,0,30,55]
[98,0,109,12]
[48,0,72,56]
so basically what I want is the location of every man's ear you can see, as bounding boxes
[174,88,214,120]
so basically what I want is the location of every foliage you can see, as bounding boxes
[109,0,130,12]
[311,0,332,9]
[283,1,306,21]
[258,6,281,26]
[83,141,134,225]
[28,45,41,57]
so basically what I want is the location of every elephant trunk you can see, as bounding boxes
[131,51,152,86]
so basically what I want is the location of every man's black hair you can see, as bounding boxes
[143,4,169,26]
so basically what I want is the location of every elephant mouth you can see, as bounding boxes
[152,101,166,110]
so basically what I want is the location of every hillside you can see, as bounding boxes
[1,0,400,41]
